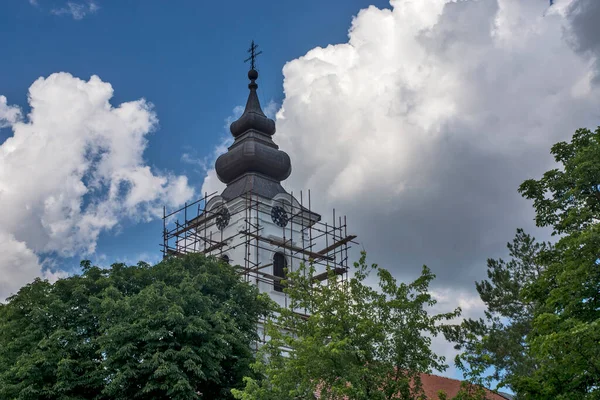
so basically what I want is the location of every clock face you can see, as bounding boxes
[271,206,289,228]
[215,208,230,231]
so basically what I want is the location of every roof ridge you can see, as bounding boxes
[420,372,465,384]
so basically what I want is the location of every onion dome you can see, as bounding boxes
[215,69,292,200]
[229,70,276,137]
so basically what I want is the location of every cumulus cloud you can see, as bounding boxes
[563,0,600,81]
[0,232,41,300]
[198,0,600,284]
[0,72,194,300]
[51,1,99,20]
[271,0,600,287]
[0,231,68,301]
[196,0,600,376]
[270,0,600,375]
[0,96,21,128]
[428,288,487,376]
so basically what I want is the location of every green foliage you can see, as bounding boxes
[450,382,490,400]
[437,383,497,400]
[438,382,492,400]
[454,127,600,399]
[451,229,548,392]
[0,254,270,400]
[519,127,600,237]
[515,127,600,398]
[232,252,460,400]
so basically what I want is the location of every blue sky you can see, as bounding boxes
[2,0,600,383]
[1,0,389,270]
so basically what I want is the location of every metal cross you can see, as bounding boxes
[244,40,262,70]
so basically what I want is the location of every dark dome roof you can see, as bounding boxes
[215,69,291,192]
[215,140,291,184]
[229,70,276,137]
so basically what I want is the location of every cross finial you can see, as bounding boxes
[244,40,262,71]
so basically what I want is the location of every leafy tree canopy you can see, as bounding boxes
[456,127,600,399]
[0,253,270,400]
[451,229,548,393]
[516,127,600,398]
[232,252,461,400]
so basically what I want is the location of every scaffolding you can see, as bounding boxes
[161,189,358,305]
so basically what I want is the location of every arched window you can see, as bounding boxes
[273,252,287,292]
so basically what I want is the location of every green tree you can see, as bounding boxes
[0,253,270,400]
[450,229,549,392]
[454,127,600,399]
[232,252,460,400]
[514,127,600,398]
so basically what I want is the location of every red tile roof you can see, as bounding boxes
[314,372,508,399]
[419,373,507,400]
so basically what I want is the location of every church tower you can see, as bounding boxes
[162,46,356,314]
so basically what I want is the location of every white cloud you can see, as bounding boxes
[199,0,600,377]
[0,72,193,300]
[188,140,229,196]
[51,1,99,20]
[0,232,41,301]
[0,96,21,128]
[429,288,487,376]
[200,167,226,198]
[263,100,279,119]
[272,0,600,286]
